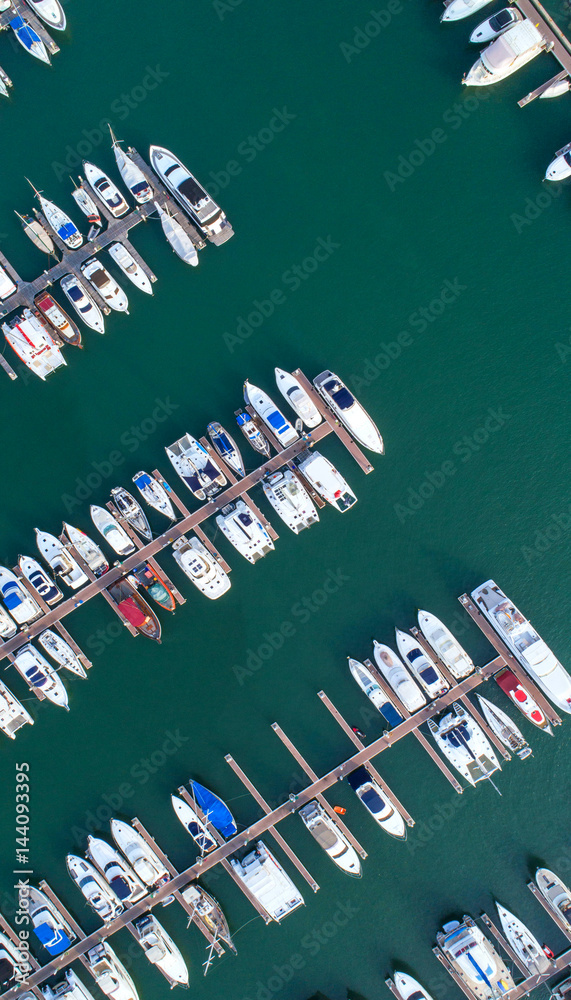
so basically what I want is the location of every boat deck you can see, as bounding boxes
[0,0,59,58]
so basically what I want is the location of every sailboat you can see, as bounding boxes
[181,883,236,955]
[109,126,153,203]
[0,67,12,99]
[10,15,50,63]
[495,902,553,974]
[15,211,56,255]
[188,780,237,838]
[476,694,532,759]
[154,201,199,265]
[70,179,102,227]
[27,179,83,249]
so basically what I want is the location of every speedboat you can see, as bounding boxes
[472,580,571,713]
[494,667,552,733]
[545,142,571,182]
[0,263,16,300]
[172,535,231,598]
[348,657,404,727]
[110,487,152,540]
[81,259,129,313]
[149,144,234,244]
[395,628,449,699]
[495,902,552,974]
[372,641,426,712]
[0,606,16,639]
[66,855,123,923]
[23,884,76,955]
[83,161,129,217]
[71,181,102,227]
[106,580,161,641]
[275,368,321,428]
[14,644,69,709]
[166,433,226,500]
[428,703,501,786]
[347,765,406,839]
[127,564,176,612]
[3,309,66,380]
[85,943,139,1000]
[28,183,82,247]
[235,410,271,457]
[35,292,82,348]
[18,555,63,605]
[0,566,41,623]
[215,500,275,563]
[229,841,304,922]
[295,451,357,512]
[436,917,514,999]
[207,421,245,477]
[154,201,199,266]
[110,819,171,890]
[393,973,436,1000]
[0,680,33,738]
[108,243,153,295]
[132,472,175,520]
[36,529,89,589]
[441,0,495,20]
[418,610,474,679]
[313,370,384,453]
[10,15,50,63]
[181,884,236,952]
[132,915,188,987]
[476,694,532,759]
[244,380,299,448]
[470,7,523,43]
[262,470,318,533]
[63,523,109,577]
[0,930,30,989]
[536,869,571,930]
[42,970,97,1000]
[16,211,55,254]
[188,779,237,838]
[60,274,105,333]
[86,836,146,903]
[298,800,361,877]
[25,0,66,30]
[171,794,217,853]
[463,20,544,86]
[38,629,86,678]
[109,127,152,203]
[90,505,136,557]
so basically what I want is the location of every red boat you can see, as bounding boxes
[107,579,161,641]
[35,292,82,348]
[495,668,552,733]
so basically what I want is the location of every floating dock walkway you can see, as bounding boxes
[512,0,571,104]
[0,0,59,59]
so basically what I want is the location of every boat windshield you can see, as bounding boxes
[325,380,354,409]
[490,8,511,28]
[267,410,288,431]
[420,666,439,684]
[361,787,386,812]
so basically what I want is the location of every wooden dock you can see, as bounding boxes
[513,0,571,105]
[479,912,530,978]
[0,0,59,58]
[293,369,374,474]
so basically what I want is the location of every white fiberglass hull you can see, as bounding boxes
[274,368,321,428]
[373,641,426,712]
[14,645,69,709]
[172,536,231,598]
[215,500,274,563]
[395,628,448,698]
[36,529,89,589]
[0,566,41,623]
[26,0,66,30]
[108,243,153,294]
[262,470,318,533]
[244,380,299,447]
[110,819,170,888]
[38,629,86,678]
[132,472,175,519]
[495,903,552,974]
[313,369,384,453]
[418,610,474,679]
[154,201,199,265]
[90,506,135,557]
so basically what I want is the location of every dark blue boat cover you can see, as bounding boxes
[189,780,237,839]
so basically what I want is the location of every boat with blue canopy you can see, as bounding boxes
[10,15,50,63]
[189,780,237,839]
[22,885,76,956]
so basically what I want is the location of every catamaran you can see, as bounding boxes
[348,657,404,727]
[13,644,69,709]
[132,471,175,520]
[63,523,109,577]
[215,500,274,563]
[262,470,319,533]
[395,628,449,699]
[108,243,153,295]
[172,536,231,598]
[18,555,62,605]
[36,529,89,588]
[166,433,226,500]
[109,127,152,203]
[66,855,123,923]
[83,161,129,217]
[244,380,299,447]
[295,451,357,512]
[154,201,199,266]
[428,703,501,788]
[38,629,86,678]
[418,610,474,679]
[149,144,234,244]
[373,641,426,712]
[0,566,41,623]
[3,309,67,380]
[110,487,152,540]
[476,694,532,759]
[86,836,146,903]
[313,369,384,453]
[436,916,514,999]
[275,368,321,428]
[299,800,361,877]
[90,505,136,557]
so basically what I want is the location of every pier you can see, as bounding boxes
[512,0,571,104]
[0,0,59,60]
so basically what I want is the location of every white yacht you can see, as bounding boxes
[470,7,523,43]
[181,884,236,952]
[30,186,83,248]
[348,657,404,726]
[244,380,299,447]
[132,471,175,519]
[85,943,138,1000]
[63,523,109,577]
[313,370,384,453]
[90,505,136,557]
[60,274,105,333]
[472,580,571,713]
[418,610,474,679]
[262,470,318,533]
[0,930,27,990]
[110,819,171,890]
[395,629,449,699]
[166,433,226,500]
[495,902,552,974]
[393,973,436,1000]
[299,800,361,877]
[83,161,129,217]
[0,566,41,624]
[36,529,89,589]
[71,182,102,227]
[373,641,426,712]
[24,884,76,955]
[154,201,199,266]
[66,855,123,923]
[207,421,245,477]
[172,535,231,599]
[19,555,63,606]
[428,703,500,786]
[229,841,304,922]
[3,309,66,380]
[463,20,544,86]
[81,259,129,313]
[108,243,153,295]
[295,451,357,512]
[0,262,16,300]
[545,142,571,181]
[0,606,16,639]
[109,128,152,204]
[441,0,494,21]
[42,971,96,1000]
[25,0,66,30]
[0,680,34,739]
[536,869,571,930]
[476,694,532,759]
[149,144,234,244]
[86,836,146,903]
[13,645,69,709]
[215,500,275,563]
[347,766,406,839]
[275,368,322,428]
[38,629,86,678]
[436,917,514,999]
[171,794,217,853]
[132,914,188,987]
[110,488,151,540]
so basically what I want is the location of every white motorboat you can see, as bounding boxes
[0,262,16,300]
[110,487,152,540]
[38,629,86,678]
[348,657,404,727]
[494,667,553,733]
[132,471,175,520]
[0,929,31,989]
[132,915,188,987]
[229,841,304,922]
[470,7,523,43]
[23,884,76,955]
[63,523,109,577]
[109,127,152,204]
[166,433,226,500]
[81,259,129,313]
[0,680,33,739]
[545,142,571,181]
[108,243,153,295]
[472,580,571,713]
[441,0,495,21]
[463,20,544,86]
[274,368,321,428]
[540,78,571,98]
[476,694,532,759]
[18,555,63,605]
[14,644,69,709]
[181,884,236,952]
[235,410,271,457]
[10,14,50,62]
[347,766,406,839]
[154,201,199,266]
[393,973,437,1000]
[295,451,357,512]
[313,369,384,453]
[90,505,136,557]
[299,800,361,877]
[42,971,97,1000]
[395,628,449,699]
[3,309,66,380]
[436,917,514,1000]
[86,836,146,903]
[418,610,474,679]
[71,180,102,227]
[110,819,171,890]
[536,868,571,930]
[0,566,41,624]
[172,535,231,599]
[244,380,299,447]
[171,794,217,853]
[25,0,66,30]
[495,902,552,974]
[215,499,275,563]
[0,606,16,639]
[85,943,138,1000]
[60,274,105,333]
[149,144,234,245]
[83,161,129,218]
[28,182,82,247]
[373,641,427,712]
[66,855,123,923]
[207,421,245,477]
[36,529,89,589]
[262,470,318,533]
[428,702,501,786]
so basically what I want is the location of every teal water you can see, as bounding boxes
[0,2,570,1000]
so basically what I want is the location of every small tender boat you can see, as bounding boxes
[0,606,16,639]
[0,566,41,623]
[275,368,321,428]
[18,555,63,605]
[66,855,123,923]
[81,258,129,313]
[109,127,152,204]
[536,868,571,930]
[154,201,199,266]
[38,629,86,678]
[172,535,231,598]
[166,433,226,500]
[35,292,82,348]
[25,0,66,31]
[494,667,552,733]
[127,563,176,612]
[83,161,129,218]
[436,916,514,1000]
[418,610,474,679]
[71,181,102,227]
[393,973,436,1000]
[215,500,274,563]
[347,765,406,839]
[235,410,271,457]
[28,182,82,247]
[10,15,50,63]
[428,702,501,787]
[299,800,361,877]
[181,884,236,952]
[171,794,217,853]
[3,309,66,380]
[188,780,237,838]
[470,7,523,43]
[540,78,571,98]
[85,942,139,1000]
[348,657,404,727]
[24,884,76,955]
[149,144,234,244]
[395,628,449,699]
[207,421,245,477]
[111,487,152,540]
[495,902,552,974]
[132,915,188,987]
[0,930,30,989]
[262,469,319,533]
[441,0,495,20]
[229,842,304,922]
[132,471,175,520]
[373,641,426,712]
[110,819,171,890]
[314,369,384,453]
[86,836,146,903]
[106,580,161,641]
[16,211,55,254]
[63,523,109,577]
[476,694,532,759]
[0,680,33,738]
[108,243,153,295]
[463,20,544,86]
[60,274,105,333]
[295,450,357,512]
[13,644,69,709]
[90,505,135,556]
[244,380,299,448]
[36,529,89,589]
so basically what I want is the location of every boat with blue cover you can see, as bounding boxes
[28,181,82,249]
[207,421,246,477]
[132,471,175,520]
[243,380,299,448]
[22,885,76,956]
[10,15,50,63]
[189,780,237,838]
